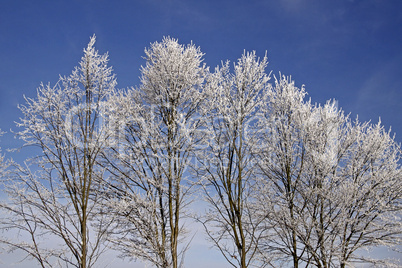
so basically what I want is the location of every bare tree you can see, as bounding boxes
[0,35,116,268]
[195,51,271,268]
[101,37,207,268]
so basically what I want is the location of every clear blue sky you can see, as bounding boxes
[0,0,401,267]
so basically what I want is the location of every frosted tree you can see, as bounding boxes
[0,35,116,268]
[101,37,207,268]
[255,75,314,267]
[317,119,402,267]
[195,51,271,268]
[292,106,402,267]
[292,100,354,267]
[256,75,402,267]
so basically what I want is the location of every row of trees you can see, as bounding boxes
[0,36,401,267]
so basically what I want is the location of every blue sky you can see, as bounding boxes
[0,0,401,266]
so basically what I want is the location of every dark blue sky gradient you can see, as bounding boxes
[0,0,401,266]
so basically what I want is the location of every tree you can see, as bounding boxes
[101,37,208,268]
[255,75,314,268]
[291,100,355,267]
[0,35,116,268]
[305,117,402,267]
[256,75,402,267]
[195,51,270,268]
